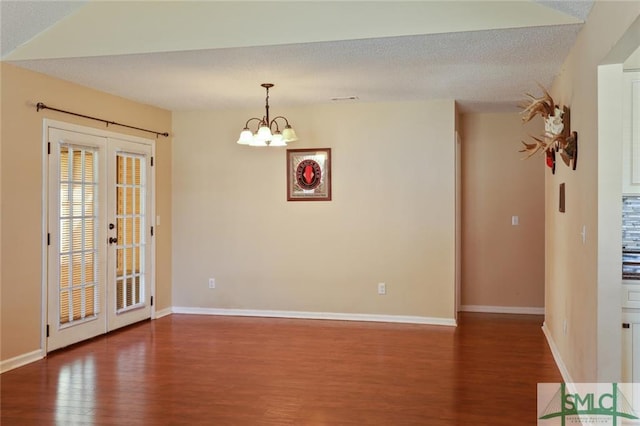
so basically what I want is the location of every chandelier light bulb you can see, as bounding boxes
[282,125,298,143]
[237,128,254,145]
[256,124,272,142]
[249,137,267,147]
[270,131,286,147]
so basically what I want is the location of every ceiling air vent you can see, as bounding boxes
[331,96,359,102]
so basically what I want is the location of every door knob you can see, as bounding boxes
[109,237,118,244]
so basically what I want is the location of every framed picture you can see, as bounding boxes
[286,148,332,201]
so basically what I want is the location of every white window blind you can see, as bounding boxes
[59,145,99,324]
[115,153,145,312]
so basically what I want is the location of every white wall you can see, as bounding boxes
[172,100,457,321]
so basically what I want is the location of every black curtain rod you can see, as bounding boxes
[36,102,169,138]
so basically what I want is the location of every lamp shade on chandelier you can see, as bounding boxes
[237,83,298,147]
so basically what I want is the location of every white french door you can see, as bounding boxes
[107,139,153,331]
[47,128,106,350]
[46,123,154,352]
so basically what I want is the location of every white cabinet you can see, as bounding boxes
[623,284,640,308]
[622,74,640,413]
[622,313,640,412]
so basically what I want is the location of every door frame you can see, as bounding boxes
[455,130,462,319]
[41,119,156,353]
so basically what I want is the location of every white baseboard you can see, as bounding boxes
[154,307,172,319]
[0,349,44,374]
[171,307,457,327]
[460,304,545,315]
[542,321,574,384]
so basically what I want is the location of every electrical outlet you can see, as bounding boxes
[378,282,386,295]
[209,278,215,289]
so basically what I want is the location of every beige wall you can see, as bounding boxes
[545,3,640,382]
[0,63,172,362]
[172,101,457,320]
[461,113,544,309]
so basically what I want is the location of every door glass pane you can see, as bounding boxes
[72,219,82,252]
[115,154,146,313]
[116,279,124,310]
[59,145,99,325]
[60,255,70,289]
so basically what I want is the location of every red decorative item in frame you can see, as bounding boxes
[286,148,332,201]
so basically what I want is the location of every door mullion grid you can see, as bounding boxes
[132,157,138,305]
[116,157,122,310]
[93,150,100,315]
[131,157,136,305]
[80,149,86,320]
[116,154,129,311]
[123,155,128,309]
[116,153,147,312]
[60,145,99,325]
[65,148,74,324]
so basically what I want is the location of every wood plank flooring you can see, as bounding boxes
[1,312,561,425]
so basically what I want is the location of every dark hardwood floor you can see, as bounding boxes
[1,312,561,425]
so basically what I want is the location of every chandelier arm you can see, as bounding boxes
[244,117,263,130]
[270,116,291,127]
[269,120,281,132]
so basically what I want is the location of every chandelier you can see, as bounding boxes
[236,83,298,147]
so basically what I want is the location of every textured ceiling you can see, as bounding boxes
[0,1,594,113]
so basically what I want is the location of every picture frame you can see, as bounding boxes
[286,148,332,201]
